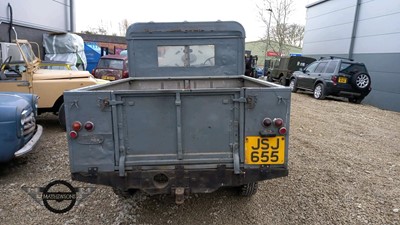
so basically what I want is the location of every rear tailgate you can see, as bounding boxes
[114,90,240,172]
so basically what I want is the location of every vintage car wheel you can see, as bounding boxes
[239,182,258,196]
[58,103,66,130]
[279,76,288,86]
[313,83,326,100]
[266,73,273,82]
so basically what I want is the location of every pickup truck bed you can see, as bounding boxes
[65,75,290,195]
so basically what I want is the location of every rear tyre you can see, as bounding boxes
[279,76,288,86]
[348,97,364,104]
[58,103,66,130]
[266,73,273,82]
[113,188,138,198]
[289,79,298,93]
[238,182,258,197]
[313,83,326,100]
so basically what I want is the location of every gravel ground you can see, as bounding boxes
[1,92,399,225]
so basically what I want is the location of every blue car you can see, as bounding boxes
[0,92,43,163]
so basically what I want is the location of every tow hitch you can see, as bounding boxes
[175,187,185,204]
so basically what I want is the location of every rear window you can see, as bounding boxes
[339,63,367,75]
[97,59,124,70]
[157,45,215,67]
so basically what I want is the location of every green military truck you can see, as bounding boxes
[266,56,316,86]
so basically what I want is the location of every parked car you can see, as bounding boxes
[0,92,42,163]
[289,56,372,103]
[92,55,129,81]
[0,39,109,129]
[266,56,316,86]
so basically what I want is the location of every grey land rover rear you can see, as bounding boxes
[65,21,291,203]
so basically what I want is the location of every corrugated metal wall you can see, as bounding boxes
[302,0,400,112]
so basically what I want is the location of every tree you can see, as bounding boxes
[118,19,130,36]
[80,19,130,36]
[80,20,109,35]
[285,24,305,47]
[258,0,305,57]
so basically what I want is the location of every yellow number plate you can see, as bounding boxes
[101,75,116,81]
[245,136,285,164]
[338,77,347,83]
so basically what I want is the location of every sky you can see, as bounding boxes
[75,0,312,42]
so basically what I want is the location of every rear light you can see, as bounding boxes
[279,127,287,135]
[91,69,95,76]
[84,121,94,131]
[262,118,272,127]
[123,71,129,78]
[72,121,82,131]
[69,131,78,139]
[331,75,337,85]
[273,118,283,127]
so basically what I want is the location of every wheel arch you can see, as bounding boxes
[313,79,326,89]
[52,95,64,114]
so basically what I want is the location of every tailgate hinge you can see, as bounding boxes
[232,97,247,103]
[232,96,256,109]
[99,98,124,109]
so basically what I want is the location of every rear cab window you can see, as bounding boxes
[339,62,367,75]
[157,45,215,67]
[98,59,124,70]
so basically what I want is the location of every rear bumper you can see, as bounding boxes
[325,82,371,97]
[72,166,288,195]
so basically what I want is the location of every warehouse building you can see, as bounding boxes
[302,0,400,112]
[0,0,74,55]
[0,1,127,72]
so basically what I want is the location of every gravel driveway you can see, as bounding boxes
[1,93,399,225]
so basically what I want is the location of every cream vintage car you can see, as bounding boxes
[0,39,108,128]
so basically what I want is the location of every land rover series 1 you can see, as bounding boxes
[64,21,291,203]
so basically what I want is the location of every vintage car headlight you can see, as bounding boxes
[17,109,29,137]
[21,109,28,126]
[33,95,39,116]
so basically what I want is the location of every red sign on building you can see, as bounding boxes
[266,51,281,57]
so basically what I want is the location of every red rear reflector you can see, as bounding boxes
[69,131,78,139]
[279,127,287,135]
[72,121,82,131]
[84,121,94,131]
[274,118,284,127]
